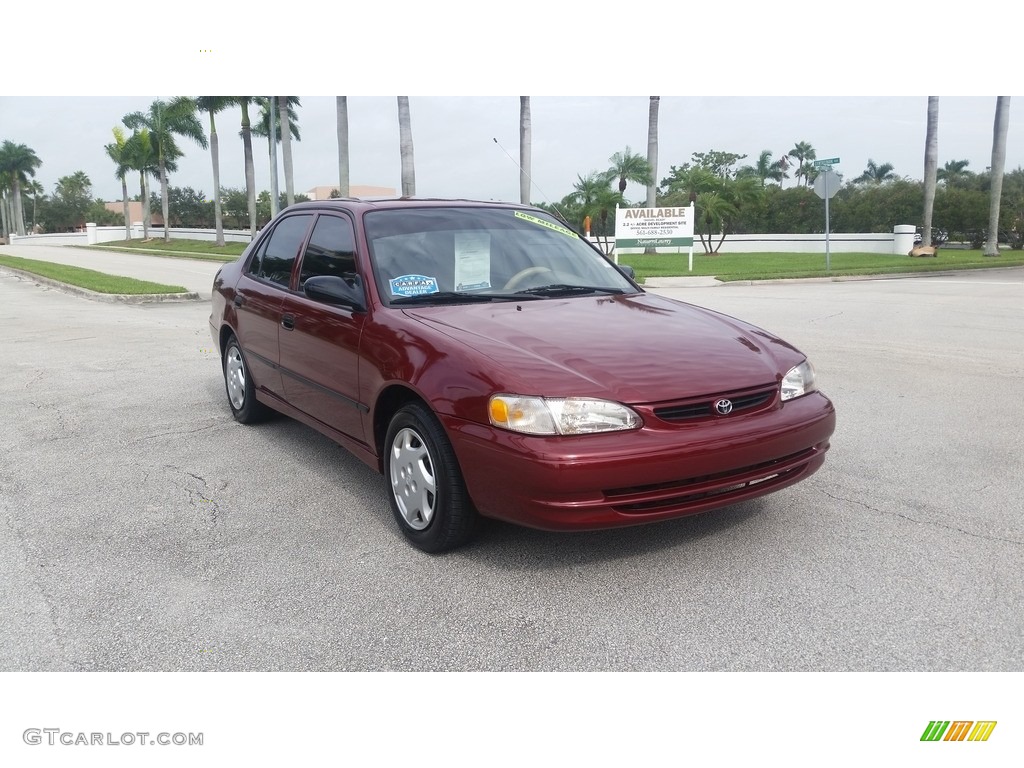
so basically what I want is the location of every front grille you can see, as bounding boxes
[652,384,777,423]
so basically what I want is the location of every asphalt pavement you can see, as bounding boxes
[1,250,1021,671]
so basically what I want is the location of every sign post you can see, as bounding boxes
[813,158,840,271]
[614,204,695,271]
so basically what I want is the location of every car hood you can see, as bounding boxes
[403,293,801,403]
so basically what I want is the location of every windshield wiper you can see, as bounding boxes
[513,284,626,297]
[391,291,527,305]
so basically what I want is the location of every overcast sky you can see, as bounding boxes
[2,4,1018,207]
[2,95,1018,207]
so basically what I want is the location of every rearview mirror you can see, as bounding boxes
[618,264,635,280]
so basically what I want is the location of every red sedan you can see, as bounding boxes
[210,199,835,552]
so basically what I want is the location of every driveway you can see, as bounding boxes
[1,263,1021,671]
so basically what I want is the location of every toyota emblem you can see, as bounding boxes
[714,399,733,415]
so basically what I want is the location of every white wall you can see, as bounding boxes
[609,227,912,256]
[12,224,914,255]
[144,226,252,244]
[9,224,253,247]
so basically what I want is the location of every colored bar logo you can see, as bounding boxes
[921,721,997,742]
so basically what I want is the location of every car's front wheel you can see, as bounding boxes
[222,335,270,424]
[384,402,478,553]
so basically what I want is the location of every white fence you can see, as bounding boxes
[610,225,916,256]
[9,223,918,256]
[8,222,253,246]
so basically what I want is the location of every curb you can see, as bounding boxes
[76,245,236,262]
[645,265,1024,288]
[720,267,1024,286]
[0,266,202,304]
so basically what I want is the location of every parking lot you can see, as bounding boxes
[1,250,1021,671]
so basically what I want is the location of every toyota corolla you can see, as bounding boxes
[210,199,835,552]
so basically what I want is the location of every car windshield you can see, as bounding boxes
[363,206,638,304]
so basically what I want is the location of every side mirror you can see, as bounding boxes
[303,274,366,312]
[618,264,635,280]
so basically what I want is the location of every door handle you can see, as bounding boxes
[281,314,295,331]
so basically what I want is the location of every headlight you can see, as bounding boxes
[781,360,817,401]
[488,395,642,435]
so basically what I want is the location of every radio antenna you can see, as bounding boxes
[492,137,568,224]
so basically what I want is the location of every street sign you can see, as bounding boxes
[813,157,840,168]
[813,170,841,272]
[814,170,841,200]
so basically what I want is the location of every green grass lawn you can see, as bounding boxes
[74,238,1024,282]
[83,238,246,261]
[623,249,1024,282]
[0,255,189,294]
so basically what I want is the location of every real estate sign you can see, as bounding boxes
[614,206,694,249]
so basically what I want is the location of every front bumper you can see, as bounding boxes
[442,391,836,531]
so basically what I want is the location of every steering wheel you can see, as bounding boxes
[503,266,553,291]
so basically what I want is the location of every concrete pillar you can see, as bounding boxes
[893,224,916,255]
[86,223,97,244]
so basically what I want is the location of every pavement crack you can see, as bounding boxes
[133,422,226,443]
[818,489,1023,546]
[809,311,844,323]
[179,470,222,527]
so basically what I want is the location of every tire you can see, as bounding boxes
[384,402,478,553]
[222,335,270,424]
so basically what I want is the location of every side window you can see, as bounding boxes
[253,214,313,288]
[299,215,357,287]
[246,238,268,278]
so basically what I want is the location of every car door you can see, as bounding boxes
[232,213,315,399]
[278,212,368,445]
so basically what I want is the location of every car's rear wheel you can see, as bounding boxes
[384,402,478,553]
[223,335,270,424]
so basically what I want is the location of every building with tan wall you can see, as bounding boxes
[103,201,163,226]
[304,185,396,200]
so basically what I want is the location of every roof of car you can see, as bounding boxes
[285,197,537,212]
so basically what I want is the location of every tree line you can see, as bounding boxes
[2,97,1015,252]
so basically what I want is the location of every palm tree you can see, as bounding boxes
[0,173,11,238]
[922,97,939,249]
[123,128,162,239]
[606,147,653,196]
[787,141,816,186]
[984,97,1011,257]
[937,159,971,186]
[398,97,416,196]
[740,150,788,187]
[568,173,623,253]
[645,97,661,208]
[0,140,42,236]
[336,97,349,198]
[695,191,737,253]
[855,159,897,184]
[124,98,208,242]
[520,96,531,205]
[24,179,44,232]
[251,97,301,207]
[0,168,15,238]
[279,97,299,206]
[104,127,133,240]
[570,172,607,230]
[196,96,234,246]
[234,97,260,238]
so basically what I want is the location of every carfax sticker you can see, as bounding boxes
[389,274,439,296]
[514,211,578,239]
